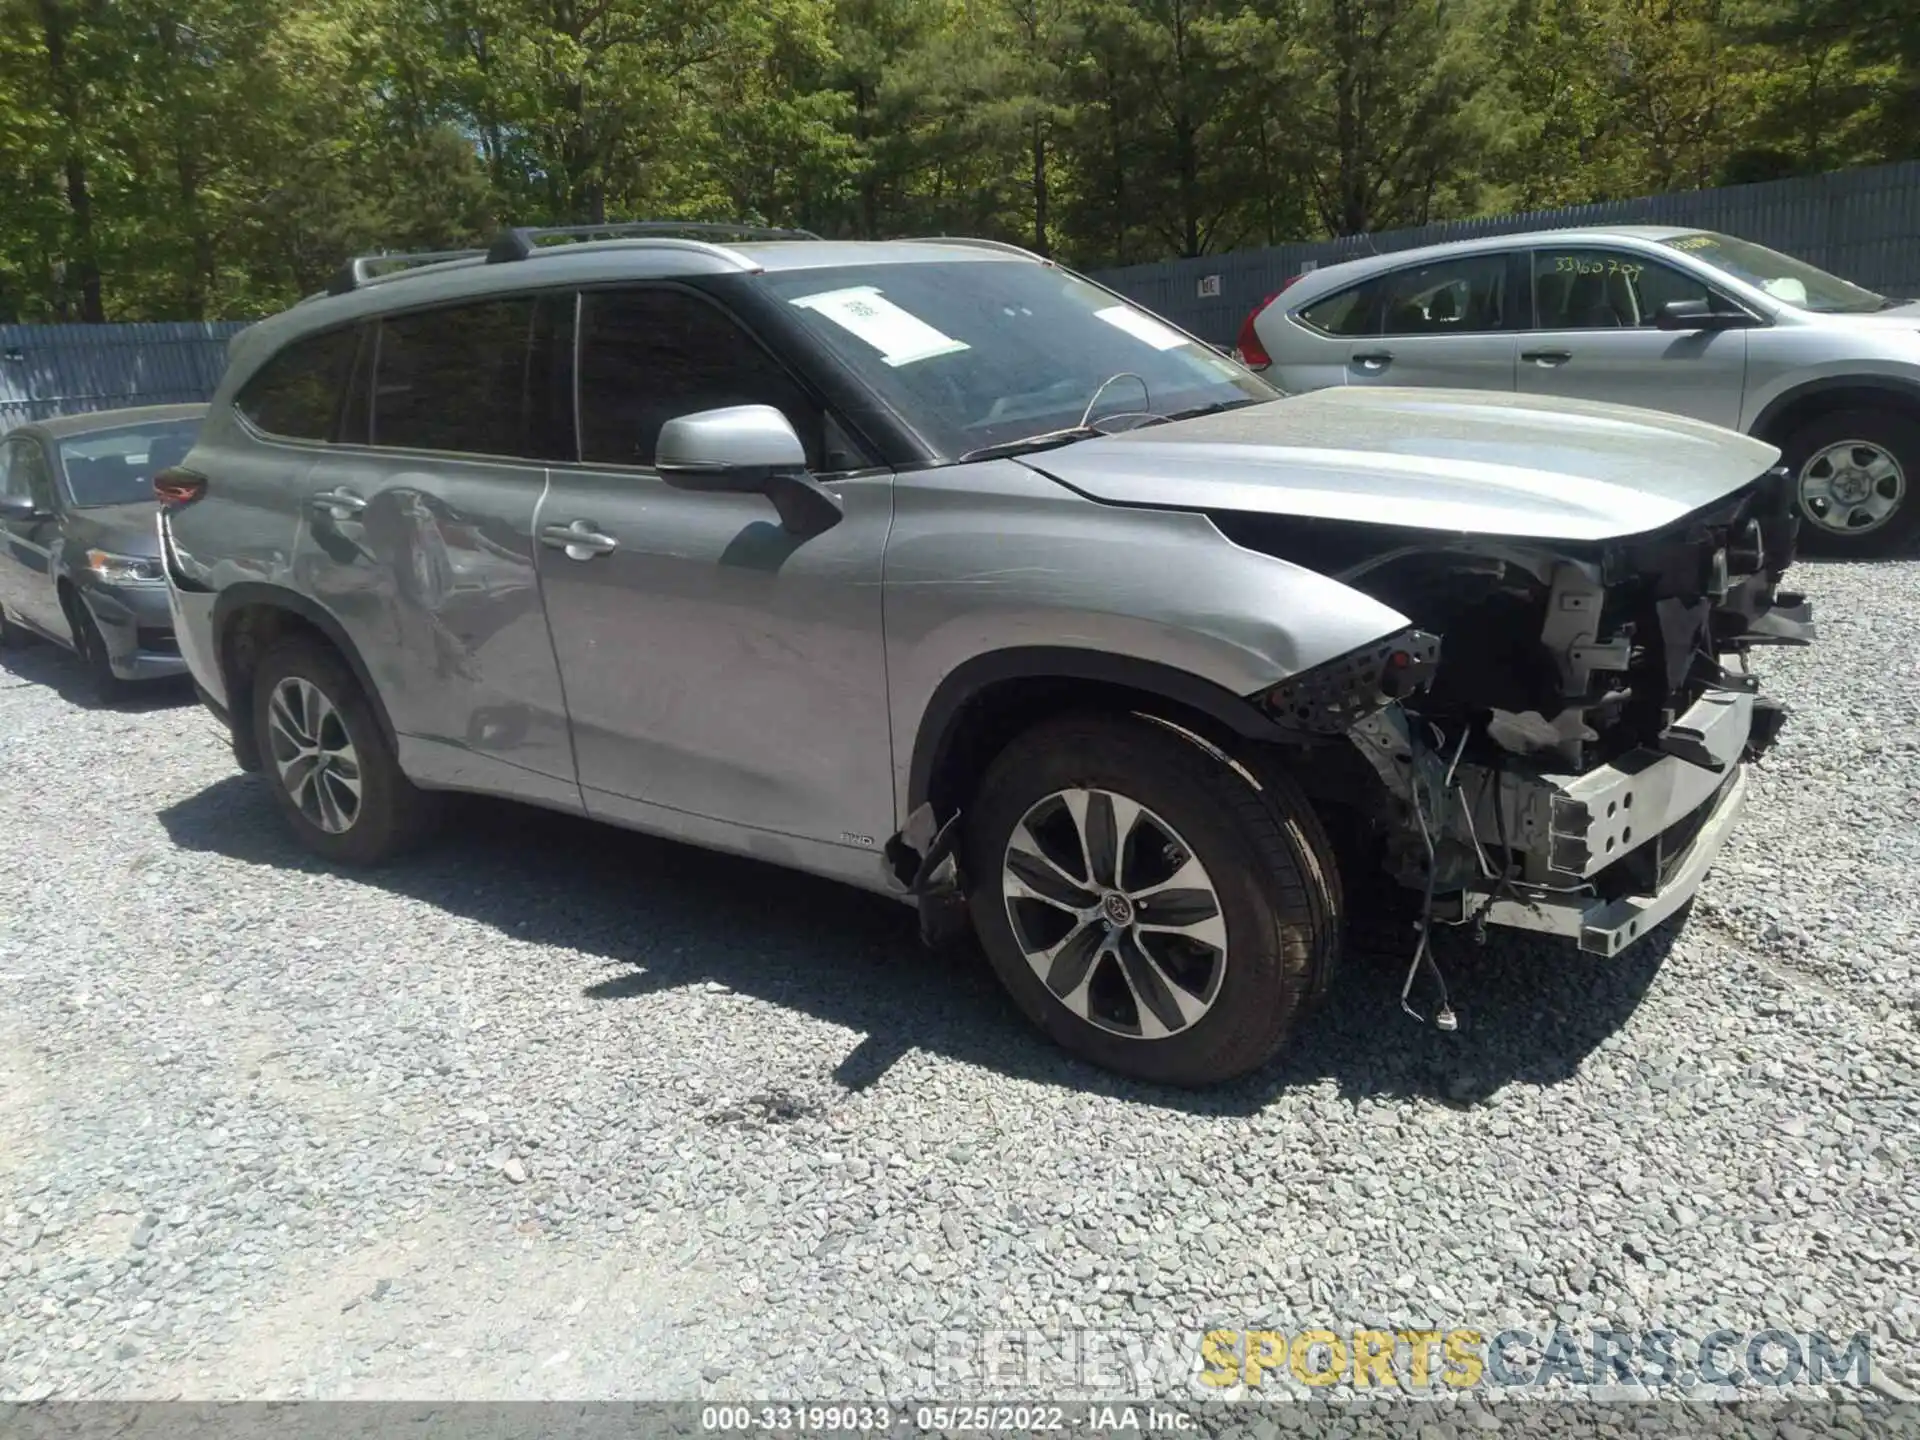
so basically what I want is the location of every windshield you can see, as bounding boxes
[56,419,200,507]
[1662,232,1890,313]
[762,261,1276,459]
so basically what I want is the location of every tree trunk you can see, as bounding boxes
[1331,0,1368,235]
[40,0,105,321]
[1106,59,1126,264]
[177,149,211,320]
[1031,117,1050,254]
[1172,0,1201,255]
[855,81,878,237]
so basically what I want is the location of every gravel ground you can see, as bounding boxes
[2,559,1917,1405]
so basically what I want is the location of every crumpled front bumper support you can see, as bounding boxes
[1437,653,1781,956]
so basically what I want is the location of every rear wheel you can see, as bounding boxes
[1781,409,1920,557]
[965,714,1341,1086]
[251,636,440,865]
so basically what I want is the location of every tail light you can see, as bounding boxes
[154,466,207,508]
[1233,294,1277,369]
[1232,274,1302,370]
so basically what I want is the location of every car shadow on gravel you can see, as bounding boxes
[159,776,1678,1117]
[0,637,196,712]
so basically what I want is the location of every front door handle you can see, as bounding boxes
[1351,350,1394,371]
[1521,349,1572,367]
[309,487,366,518]
[540,519,619,561]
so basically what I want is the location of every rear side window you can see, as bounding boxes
[1296,281,1380,336]
[235,327,359,440]
[371,297,572,459]
[1380,254,1509,335]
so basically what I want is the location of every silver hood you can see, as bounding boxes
[1025,388,1783,542]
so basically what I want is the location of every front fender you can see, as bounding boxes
[1744,359,1920,437]
[884,458,1410,815]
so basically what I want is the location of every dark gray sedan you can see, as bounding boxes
[0,403,204,698]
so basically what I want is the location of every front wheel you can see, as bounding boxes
[66,596,130,705]
[965,714,1341,1087]
[251,636,440,865]
[1781,409,1920,557]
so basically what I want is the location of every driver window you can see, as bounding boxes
[8,441,55,512]
[1380,255,1508,336]
[1532,250,1713,329]
[576,287,847,472]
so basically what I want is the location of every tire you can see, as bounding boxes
[1779,408,1920,558]
[251,635,440,865]
[964,713,1342,1087]
[66,596,131,705]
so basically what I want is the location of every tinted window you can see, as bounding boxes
[576,287,825,468]
[236,327,359,440]
[1298,282,1379,336]
[1381,255,1509,335]
[372,297,569,459]
[1532,249,1713,329]
[56,420,200,507]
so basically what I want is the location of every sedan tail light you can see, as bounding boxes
[153,466,207,508]
[1233,295,1278,369]
[1231,274,1302,370]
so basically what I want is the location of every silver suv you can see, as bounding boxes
[1241,227,1920,556]
[159,223,1812,1086]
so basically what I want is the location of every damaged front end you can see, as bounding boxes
[1228,462,1814,966]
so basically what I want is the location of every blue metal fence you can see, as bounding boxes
[1091,160,1920,346]
[0,321,249,430]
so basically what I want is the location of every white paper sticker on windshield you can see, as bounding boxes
[1761,276,1809,305]
[789,286,970,367]
[1094,305,1188,351]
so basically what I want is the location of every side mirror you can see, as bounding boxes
[655,404,843,539]
[0,494,41,521]
[1655,298,1755,332]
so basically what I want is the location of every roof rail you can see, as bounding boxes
[326,248,488,296]
[485,222,821,264]
[904,236,1051,263]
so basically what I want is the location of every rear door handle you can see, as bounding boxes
[540,519,619,560]
[308,487,366,518]
[1351,350,1394,370]
[1521,349,1572,366]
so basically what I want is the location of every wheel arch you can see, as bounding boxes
[210,583,397,770]
[906,647,1286,823]
[1750,375,1920,448]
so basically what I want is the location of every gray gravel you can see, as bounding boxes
[2,559,1917,1404]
